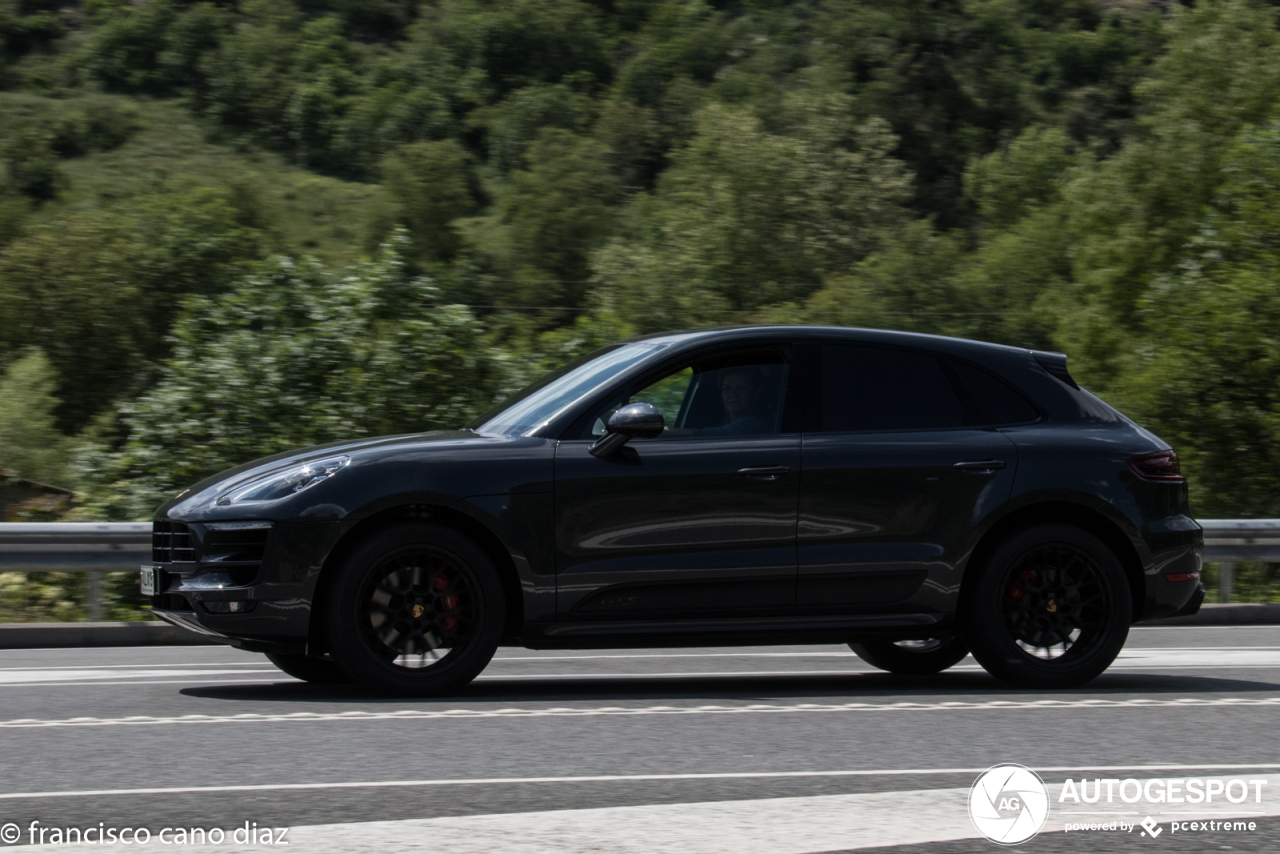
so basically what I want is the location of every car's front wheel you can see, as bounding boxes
[325,522,505,697]
[964,523,1131,689]
[849,637,970,675]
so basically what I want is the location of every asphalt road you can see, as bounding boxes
[1,626,1279,853]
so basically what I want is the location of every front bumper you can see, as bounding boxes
[148,517,347,652]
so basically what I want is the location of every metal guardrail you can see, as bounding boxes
[1199,519,1280,603]
[0,520,1277,617]
[0,523,150,621]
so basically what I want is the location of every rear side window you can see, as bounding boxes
[952,362,1039,425]
[816,344,966,432]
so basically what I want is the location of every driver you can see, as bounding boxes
[695,366,773,435]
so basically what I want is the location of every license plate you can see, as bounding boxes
[140,566,159,596]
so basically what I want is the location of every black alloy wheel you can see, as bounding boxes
[965,523,1131,689]
[265,652,351,685]
[849,636,971,675]
[326,522,504,697]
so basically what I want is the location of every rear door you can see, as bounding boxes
[797,342,1019,615]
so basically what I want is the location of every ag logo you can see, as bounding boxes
[968,764,1050,844]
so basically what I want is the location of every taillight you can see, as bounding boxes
[1128,450,1184,482]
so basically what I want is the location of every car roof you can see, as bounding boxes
[626,325,1036,362]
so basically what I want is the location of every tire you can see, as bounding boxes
[964,523,1131,689]
[265,652,351,685]
[849,637,970,675]
[325,522,505,697]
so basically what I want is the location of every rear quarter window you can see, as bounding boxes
[952,362,1040,425]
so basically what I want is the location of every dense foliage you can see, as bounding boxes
[1,0,1279,606]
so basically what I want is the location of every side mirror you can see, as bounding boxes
[588,402,665,457]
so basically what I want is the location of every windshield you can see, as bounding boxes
[469,342,667,436]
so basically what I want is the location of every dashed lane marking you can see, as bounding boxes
[2,695,1280,729]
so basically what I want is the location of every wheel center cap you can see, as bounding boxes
[1046,599,1058,613]
[412,604,425,619]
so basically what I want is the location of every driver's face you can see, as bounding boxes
[720,371,758,419]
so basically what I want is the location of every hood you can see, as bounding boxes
[154,429,492,520]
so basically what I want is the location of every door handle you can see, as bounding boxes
[954,459,1007,474]
[737,465,792,481]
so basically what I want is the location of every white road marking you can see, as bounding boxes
[13,775,1280,853]
[2,695,1280,729]
[1131,624,1280,630]
[4,765,1280,801]
[1,644,1279,687]
[0,668,279,684]
[0,661,271,671]
[0,678,289,688]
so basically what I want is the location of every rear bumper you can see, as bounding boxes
[1167,584,1206,619]
[1136,539,1205,622]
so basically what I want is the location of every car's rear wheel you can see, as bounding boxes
[849,637,970,675]
[326,522,504,697]
[265,652,350,685]
[965,523,1131,689]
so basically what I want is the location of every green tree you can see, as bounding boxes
[3,127,61,199]
[0,348,75,486]
[1108,120,1280,519]
[376,139,477,265]
[81,238,500,520]
[814,0,1163,227]
[799,219,965,335]
[0,189,262,430]
[466,128,619,311]
[1061,0,1280,385]
[591,98,910,330]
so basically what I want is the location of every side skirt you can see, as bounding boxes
[514,613,953,650]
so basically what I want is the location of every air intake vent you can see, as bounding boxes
[202,526,270,564]
[1032,351,1079,390]
[152,521,195,563]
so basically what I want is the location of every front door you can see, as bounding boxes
[554,344,802,621]
[797,342,1019,614]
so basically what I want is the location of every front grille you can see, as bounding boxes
[152,521,195,563]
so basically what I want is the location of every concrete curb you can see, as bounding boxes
[0,603,1276,649]
[0,621,223,649]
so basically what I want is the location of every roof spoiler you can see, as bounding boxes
[1031,350,1079,389]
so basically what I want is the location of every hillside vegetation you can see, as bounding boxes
[0,0,1277,565]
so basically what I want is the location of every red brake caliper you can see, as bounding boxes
[434,574,460,633]
[1008,571,1035,601]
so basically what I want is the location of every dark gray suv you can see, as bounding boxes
[144,326,1204,695]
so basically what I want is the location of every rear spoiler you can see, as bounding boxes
[1031,350,1079,389]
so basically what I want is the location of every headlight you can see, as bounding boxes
[216,457,350,506]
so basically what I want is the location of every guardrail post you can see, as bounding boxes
[87,572,103,622]
[1218,562,1234,604]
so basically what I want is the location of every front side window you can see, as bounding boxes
[816,344,966,432]
[580,348,791,439]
